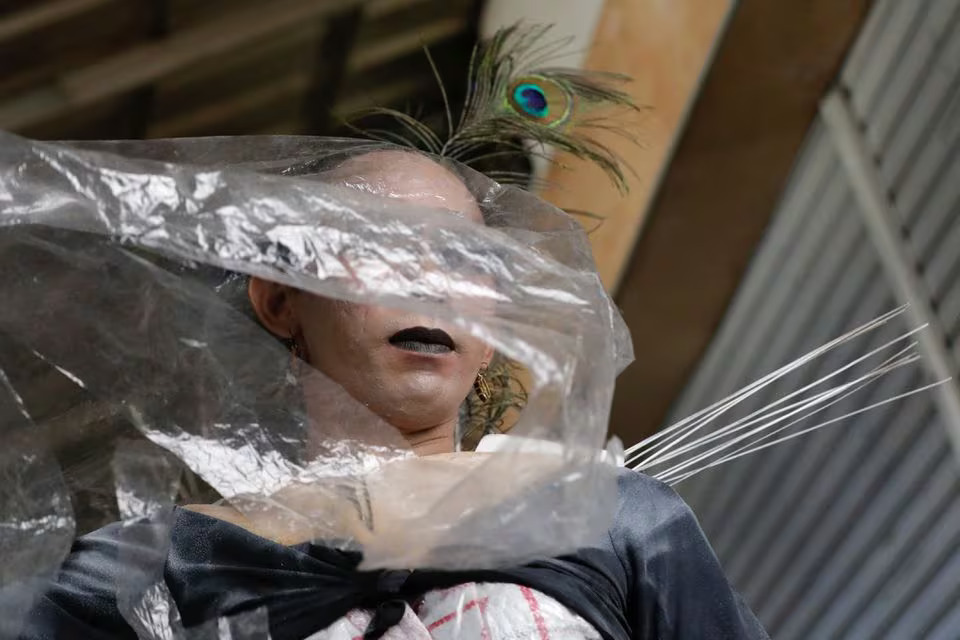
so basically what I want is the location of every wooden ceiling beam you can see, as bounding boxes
[539,0,731,291]
[159,72,436,138]
[333,76,433,118]
[148,73,313,138]
[608,0,871,444]
[0,0,111,43]
[363,0,430,19]
[127,0,173,139]
[347,14,467,73]
[154,23,320,96]
[0,0,366,132]
[304,9,364,134]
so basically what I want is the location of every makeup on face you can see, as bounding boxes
[388,326,456,355]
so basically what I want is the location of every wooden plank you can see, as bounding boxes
[17,94,135,139]
[303,8,363,134]
[150,25,320,126]
[0,1,147,100]
[149,73,312,138]
[607,0,871,445]
[153,23,318,97]
[250,118,306,136]
[540,0,732,292]
[364,0,429,19]
[165,0,261,31]
[63,0,360,102]
[347,14,467,72]
[0,0,111,43]
[127,0,173,139]
[333,76,432,118]
[0,0,363,131]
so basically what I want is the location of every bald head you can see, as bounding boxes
[321,149,484,224]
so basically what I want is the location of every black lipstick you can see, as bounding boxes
[388,326,456,354]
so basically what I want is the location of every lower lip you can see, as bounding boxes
[389,342,456,358]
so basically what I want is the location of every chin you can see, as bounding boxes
[382,393,461,431]
[393,370,466,401]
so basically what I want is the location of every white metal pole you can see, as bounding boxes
[821,89,960,457]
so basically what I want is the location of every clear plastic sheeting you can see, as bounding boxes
[114,440,184,521]
[116,511,185,639]
[0,131,632,635]
[0,433,76,639]
[208,609,273,640]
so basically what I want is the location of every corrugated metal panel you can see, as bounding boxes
[669,1,960,637]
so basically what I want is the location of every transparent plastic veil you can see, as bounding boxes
[0,132,633,635]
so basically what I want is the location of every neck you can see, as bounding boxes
[403,419,457,456]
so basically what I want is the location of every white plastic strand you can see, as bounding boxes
[626,306,946,486]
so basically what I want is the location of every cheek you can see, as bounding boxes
[294,296,371,357]
[360,304,407,331]
[294,296,409,361]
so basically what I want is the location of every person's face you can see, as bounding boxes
[250,151,493,438]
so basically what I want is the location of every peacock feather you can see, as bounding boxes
[346,24,641,192]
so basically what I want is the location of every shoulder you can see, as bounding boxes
[20,508,207,639]
[612,469,697,535]
[614,467,682,499]
[609,470,770,639]
[19,520,136,639]
[48,519,138,600]
[610,468,721,568]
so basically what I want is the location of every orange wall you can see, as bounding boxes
[541,0,733,292]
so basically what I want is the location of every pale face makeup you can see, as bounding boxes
[250,150,494,455]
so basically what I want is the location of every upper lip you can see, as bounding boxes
[388,326,456,350]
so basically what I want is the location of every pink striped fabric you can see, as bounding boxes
[306,582,602,639]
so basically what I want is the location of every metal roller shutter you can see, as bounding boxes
[669,1,960,637]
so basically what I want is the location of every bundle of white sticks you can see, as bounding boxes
[627,306,948,485]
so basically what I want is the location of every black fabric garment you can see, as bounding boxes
[20,470,768,640]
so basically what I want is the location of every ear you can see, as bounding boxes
[481,344,495,367]
[247,277,297,339]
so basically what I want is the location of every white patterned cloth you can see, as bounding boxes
[306,582,602,639]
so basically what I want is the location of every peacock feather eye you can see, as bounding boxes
[506,76,574,127]
[513,83,549,117]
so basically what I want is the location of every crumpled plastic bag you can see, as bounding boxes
[0,132,632,636]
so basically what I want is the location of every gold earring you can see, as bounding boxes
[474,363,491,402]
